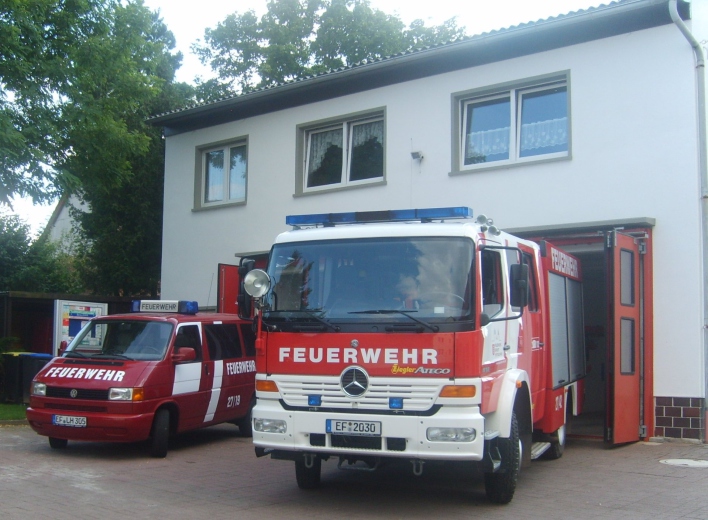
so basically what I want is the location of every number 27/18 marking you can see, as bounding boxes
[227,395,241,408]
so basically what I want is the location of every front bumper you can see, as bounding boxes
[252,399,485,461]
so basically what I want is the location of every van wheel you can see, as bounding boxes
[150,409,170,458]
[542,424,566,460]
[295,456,321,489]
[484,412,521,504]
[49,437,68,449]
[236,398,255,437]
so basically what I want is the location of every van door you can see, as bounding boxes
[172,323,210,430]
[203,322,255,424]
[607,231,642,444]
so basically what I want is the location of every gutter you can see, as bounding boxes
[669,0,708,440]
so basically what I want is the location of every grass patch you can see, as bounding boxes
[0,402,28,421]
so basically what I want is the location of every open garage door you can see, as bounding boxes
[606,230,643,444]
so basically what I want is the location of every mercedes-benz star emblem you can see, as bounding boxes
[69,389,78,398]
[340,367,369,397]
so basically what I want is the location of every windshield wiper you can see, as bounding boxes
[349,310,439,332]
[63,351,88,358]
[274,309,340,332]
[93,350,131,360]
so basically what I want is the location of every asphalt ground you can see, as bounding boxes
[2,421,708,520]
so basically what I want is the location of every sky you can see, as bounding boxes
[14,0,606,236]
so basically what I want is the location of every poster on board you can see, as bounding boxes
[53,300,108,356]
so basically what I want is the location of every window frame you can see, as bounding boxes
[194,137,248,210]
[451,72,571,175]
[296,108,386,196]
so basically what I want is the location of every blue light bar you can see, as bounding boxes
[131,300,199,314]
[308,395,322,407]
[389,397,404,410]
[286,207,473,227]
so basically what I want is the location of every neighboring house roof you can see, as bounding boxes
[148,0,690,136]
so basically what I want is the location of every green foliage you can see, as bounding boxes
[0,402,27,420]
[192,0,466,100]
[1,1,193,297]
[0,212,84,292]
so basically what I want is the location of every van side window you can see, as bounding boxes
[175,325,202,361]
[240,324,256,357]
[204,324,242,360]
[481,249,503,316]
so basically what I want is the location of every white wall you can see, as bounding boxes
[162,23,703,398]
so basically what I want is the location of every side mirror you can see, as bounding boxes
[509,263,529,308]
[479,313,490,327]
[59,340,68,356]
[172,347,196,363]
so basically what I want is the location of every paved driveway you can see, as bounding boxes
[2,423,708,519]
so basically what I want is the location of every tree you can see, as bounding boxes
[192,0,466,100]
[1,0,193,297]
[0,212,83,293]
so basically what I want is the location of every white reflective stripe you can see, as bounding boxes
[173,363,202,395]
[204,361,224,422]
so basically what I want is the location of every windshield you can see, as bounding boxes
[264,237,474,322]
[66,320,174,361]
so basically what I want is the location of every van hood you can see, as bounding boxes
[38,358,153,388]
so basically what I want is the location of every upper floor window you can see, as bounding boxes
[453,74,570,172]
[297,110,385,194]
[197,139,248,209]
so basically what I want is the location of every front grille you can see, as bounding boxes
[331,435,382,450]
[277,376,443,412]
[310,434,326,447]
[44,403,107,413]
[46,387,109,400]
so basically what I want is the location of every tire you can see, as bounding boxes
[542,424,566,460]
[49,437,68,449]
[484,412,521,504]
[150,409,170,458]
[295,456,321,490]
[236,398,255,437]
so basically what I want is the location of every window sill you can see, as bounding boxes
[192,200,247,212]
[294,179,386,197]
[450,153,570,176]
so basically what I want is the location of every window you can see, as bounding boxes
[454,74,569,171]
[298,110,385,194]
[481,249,504,316]
[204,323,242,360]
[197,139,247,208]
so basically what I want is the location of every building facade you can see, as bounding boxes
[151,0,706,443]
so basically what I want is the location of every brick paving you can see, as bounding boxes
[1,421,708,519]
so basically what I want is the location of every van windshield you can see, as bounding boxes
[66,320,174,361]
[263,236,474,322]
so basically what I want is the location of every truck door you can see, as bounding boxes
[607,231,642,444]
[172,324,211,430]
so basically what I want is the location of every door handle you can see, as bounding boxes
[204,364,210,376]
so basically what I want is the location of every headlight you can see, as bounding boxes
[426,427,476,442]
[31,382,47,396]
[109,388,144,401]
[253,418,287,433]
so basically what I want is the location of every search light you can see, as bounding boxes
[244,269,271,298]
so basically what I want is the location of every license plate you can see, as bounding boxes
[326,419,381,436]
[52,415,87,428]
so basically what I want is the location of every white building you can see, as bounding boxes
[150,0,707,443]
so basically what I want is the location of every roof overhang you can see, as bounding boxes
[149,0,690,136]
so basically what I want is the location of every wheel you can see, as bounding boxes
[295,455,321,489]
[484,412,521,504]
[49,437,68,449]
[542,424,565,460]
[236,398,255,437]
[150,409,170,458]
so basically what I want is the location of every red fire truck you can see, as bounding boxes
[26,300,256,457]
[239,207,585,504]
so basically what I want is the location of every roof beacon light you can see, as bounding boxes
[286,207,473,227]
[131,300,199,314]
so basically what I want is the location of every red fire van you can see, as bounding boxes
[26,300,256,457]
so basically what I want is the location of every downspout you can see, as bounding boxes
[669,0,708,441]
